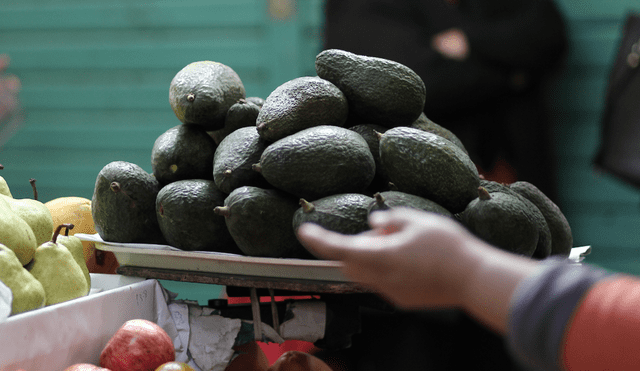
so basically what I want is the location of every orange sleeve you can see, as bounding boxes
[562,275,640,370]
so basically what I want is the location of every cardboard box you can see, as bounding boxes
[0,274,158,371]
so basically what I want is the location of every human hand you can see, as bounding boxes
[297,208,484,309]
[0,54,22,147]
[431,28,470,61]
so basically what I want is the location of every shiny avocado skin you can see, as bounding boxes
[315,49,426,128]
[92,161,166,244]
[293,193,373,236]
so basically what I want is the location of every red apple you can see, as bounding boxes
[64,364,111,371]
[100,319,175,371]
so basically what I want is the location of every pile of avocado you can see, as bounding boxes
[91,49,572,260]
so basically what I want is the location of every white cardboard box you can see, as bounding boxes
[0,274,158,371]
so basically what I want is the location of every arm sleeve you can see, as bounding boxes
[506,257,613,370]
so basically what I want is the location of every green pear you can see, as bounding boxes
[29,224,89,306]
[0,244,46,314]
[0,195,37,265]
[1,179,54,246]
[56,227,91,293]
[0,164,11,198]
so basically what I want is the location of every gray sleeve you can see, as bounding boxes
[506,257,613,371]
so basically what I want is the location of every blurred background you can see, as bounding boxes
[1,0,640,276]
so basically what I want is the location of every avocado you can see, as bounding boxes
[477,180,554,259]
[209,98,261,145]
[509,181,573,257]
[292,193,373,236]
[246,96,265,108]
[156,179,240,254]
[256,76,348,142]
[315,49,426,128]
[411,112,468,154]
[368,191,452,218]
[213,126,270,194]
[151,124,217,185]
[458,187,540,257]
[349,123,390,193]
[253,125,376,200]
[214,186,310,258]
[169,60,246,131]
[379,126,479,213]
[92,161,165,244]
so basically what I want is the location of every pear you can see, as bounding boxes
[56,225,91,293]
[0,195,38,265]
[0,243,46,315]
[2,179,54,246]
[29,224,89,306]
[0,164,11,198]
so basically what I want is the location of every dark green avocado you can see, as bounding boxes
[214,186,311,258]
[151,124,217,185]
[368,191,452,218]
[315,49,426,128]
[293,193,374,236]
[256,76,348,142]
[213,126,271,194]
[253,125,376,200]
[411,112,468,154]
[92,161,165,244]
[156,179,240,253]
[379,126,479,213]
[209,98,261,145]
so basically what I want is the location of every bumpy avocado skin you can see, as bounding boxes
[151,124,217,185]
[169,61,246,131]
[510,181,573,257]
[256,76,348,142]
[293,193,373,236]
[213,126,270,194]
[315,49,426,128]
[156,179,240,253]
[92,161,166,244]
[368,191,452,218]
[459,190,539,257]
[220,186,311,258]
[379,126,479,214]
[257,125,376,200]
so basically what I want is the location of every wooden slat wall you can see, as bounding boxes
[3,0,640,275]
[549,0,640,273]
[0,0,323,202]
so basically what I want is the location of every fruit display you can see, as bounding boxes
[88,48,572,261]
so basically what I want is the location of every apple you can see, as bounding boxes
[100,319,175,371]
[64,364,111,371]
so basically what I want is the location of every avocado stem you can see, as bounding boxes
[223,169,232,178]
[29,178,38,200]
[478,186,492,200]
[373,192,386,205]
[251,163,262,173]
[52,223,75,243]
[299,199,315,213]
[186,93,196,102]
[374,130,384,141]
[110,182,121,193]
[214,206,231,217]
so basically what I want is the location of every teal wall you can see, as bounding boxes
[2,0,640,281]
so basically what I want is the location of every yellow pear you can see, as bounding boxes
[29,224,89,306]
[0,244,46,314]
[1,179,54,246]
[0,164,11,198]
[56,227,91,293]
[0,195,37,265]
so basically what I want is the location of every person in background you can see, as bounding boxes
[0,54,23,149]
[298,208,640,371]
[323,0,567,202]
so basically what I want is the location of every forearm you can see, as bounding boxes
[459,239,538,334]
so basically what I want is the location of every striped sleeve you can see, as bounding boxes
[506,257,613,371]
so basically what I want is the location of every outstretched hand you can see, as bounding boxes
[297,208,484,309]
[297,207,538,333]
